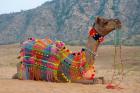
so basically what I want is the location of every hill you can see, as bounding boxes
[0,0,140,45]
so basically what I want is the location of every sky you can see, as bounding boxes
[0,0,52,14]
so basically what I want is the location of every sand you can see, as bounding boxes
[0,44,140,93]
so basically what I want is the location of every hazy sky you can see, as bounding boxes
[0,0,52,14]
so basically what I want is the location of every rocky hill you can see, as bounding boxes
[0,0,140,45]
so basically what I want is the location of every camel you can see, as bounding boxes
[14,17,121,83]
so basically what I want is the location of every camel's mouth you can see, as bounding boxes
[114,19,122,29]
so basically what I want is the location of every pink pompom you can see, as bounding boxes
[51,47,58,54]
[55,41,65,49]
[31,37,35,41]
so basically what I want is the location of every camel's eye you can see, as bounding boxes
[104,21,108,25]
[114,19,119,22]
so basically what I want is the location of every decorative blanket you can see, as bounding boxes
[17,37,95,82]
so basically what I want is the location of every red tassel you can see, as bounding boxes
[106,83,124,89]
[106,84,116,89]
[89,28,96,37]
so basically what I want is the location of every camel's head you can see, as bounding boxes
[94,16,121,36]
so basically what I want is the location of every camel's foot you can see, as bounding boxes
[71,77,105,84]
[93,76,105,84]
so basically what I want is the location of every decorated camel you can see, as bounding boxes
[15,17,121,83]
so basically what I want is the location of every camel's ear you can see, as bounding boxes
[95,17,101,24]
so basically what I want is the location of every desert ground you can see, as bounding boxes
[0,44,140,93]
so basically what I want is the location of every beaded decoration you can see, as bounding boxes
[89,27,104,43]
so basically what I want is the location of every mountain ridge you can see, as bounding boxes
[0,0,140,45]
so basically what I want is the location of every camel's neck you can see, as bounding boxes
[85,26,101,65]
[85,36,100,65]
